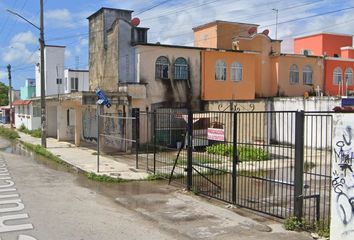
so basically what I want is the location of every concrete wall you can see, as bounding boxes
[64,69,89,93]
[47,106,58,137]
[36,46,65,97]
[134,45,201,110]
[331,113,354,240]
[14,104,40,130]
[118,20,136,83]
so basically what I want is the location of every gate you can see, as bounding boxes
[136,109,332,226]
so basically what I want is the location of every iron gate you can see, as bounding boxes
[137,109,332,226]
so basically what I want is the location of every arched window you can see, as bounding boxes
[333,67,342,85]
[345,68,353,86]
[155,56,169,79]
[289,64,299,84]
[231,61,243,81]
[215,60,227,81]
[303,65,313,85]
[174,57,188,80]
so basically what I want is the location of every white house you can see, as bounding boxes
[64,69,89,93]
[35,45,65,96]
[13,100,40,130]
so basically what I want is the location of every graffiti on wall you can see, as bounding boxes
[82,108,97,142]
[332,125,354,237]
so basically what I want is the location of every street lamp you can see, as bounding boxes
[7,0,46,148]
[272,8,279,40]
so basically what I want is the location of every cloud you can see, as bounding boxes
[45,9,77,28]
[0,70,7,80]
[2,31,38,64]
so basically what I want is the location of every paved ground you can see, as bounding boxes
[0,136,314,240]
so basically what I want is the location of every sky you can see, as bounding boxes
[0,0,354,90]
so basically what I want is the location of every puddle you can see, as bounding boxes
[0,140,176,203]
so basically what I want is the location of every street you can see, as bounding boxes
[0,137,312,240]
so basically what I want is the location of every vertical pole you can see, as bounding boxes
[232,112,237,204]
[294,110,305,220]
[7,65,12,128]
[40,0,47,148]
[96,105,100,173]
[134,108,140,169]
[187,109,193,191]
[153,110,157,174]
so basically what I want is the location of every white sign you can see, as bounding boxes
[207,128,224,141]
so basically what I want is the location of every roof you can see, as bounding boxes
[294,32,353,40]
[87,7,134,20]
[66,69,89,72]
[13,100,32,106]
[192,20,259,32]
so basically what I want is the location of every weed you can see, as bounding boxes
[0,126,20,140]
[284,216,307,231]
[18,124,41,138]
[284,216,330,237]
[86,172,127,183]
[304,161,316,172]
[206,144,270,162]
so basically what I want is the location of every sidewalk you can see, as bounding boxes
[18,132,149,180]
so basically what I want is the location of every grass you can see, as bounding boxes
[304,161,316,172]
[237,169,267,177]
[86,172,128,183]
[206,144,270,162]
[0,126,20,140]
[145,172,185,181]
[284,216,330,238]
[18,124,41,138]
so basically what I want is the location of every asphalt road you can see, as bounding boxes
[0,138,177,240]
[0,137,313,240]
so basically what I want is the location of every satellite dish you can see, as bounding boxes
[131,17,140,27]
[248,27,257,35]
[262,29,270,36]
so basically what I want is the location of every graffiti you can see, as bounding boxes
[333,125,354,228]
[217,103,255,112]
[82,108,97,142]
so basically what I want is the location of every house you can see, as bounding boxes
[20,79,36,100]
[294,33,354,96]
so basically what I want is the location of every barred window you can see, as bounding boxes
[345,68,353,86]
[333,67,342,85]
[174,57,188,80]
[231,61,243,81]
[155,56,169,79]
[33,107,40,117]
[303,65,313,85]
[289,64,299,84]
[215,60,227,81]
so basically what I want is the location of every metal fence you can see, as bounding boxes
[135,109,332,226]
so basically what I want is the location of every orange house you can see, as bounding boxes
[294,32,354,96]
[201,50,258,100]
[294,33,353,57]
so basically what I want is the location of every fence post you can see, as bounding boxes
[153,110,157,174]
[232,112,237,204]
[187,109,193,191]
[133,108,140,169]
[96,105,101,173]
[294,110,305,220]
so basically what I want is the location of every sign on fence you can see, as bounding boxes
[207,128,224,141]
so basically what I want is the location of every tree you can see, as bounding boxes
[0,82,9,106]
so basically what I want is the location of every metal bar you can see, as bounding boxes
[294,111,305,220]
[135,109,140,169]
[232,112,237,204]
[96,106,100,173]
[192,166,221,192]
[153,110,157,174]
[169,130,187,184]
[99,115,137,120]
[187,109,193,191]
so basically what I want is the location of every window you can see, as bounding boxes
[345,68,353,86]
[289,64,299,84]
[56,78,62,84]
[215,60,227,81]
[155,56,169,79]
[231,61,243,81]
[174,57,188,80]
[64,77,68,91]
[303,65,313,85]
[71,77,78,91]
[333,67,342,85]
[33,107,40,117]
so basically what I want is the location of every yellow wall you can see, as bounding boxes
[201,50,258,100]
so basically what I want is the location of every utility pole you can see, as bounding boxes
[6,1,46,147]
[7,64,12,128]
[40,0,46,148]
[272,8,278,40]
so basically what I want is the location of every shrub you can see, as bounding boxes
[18,124,41,138]
[205,144,269,162]
[0,126,20,140]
